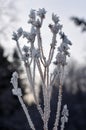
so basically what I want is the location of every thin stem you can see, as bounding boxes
[16,40,37,103]
[47,66,49,87]
[33,59,36,86]
[18,96,36,130]
[53,65,63,130]
[53,83,62,130]
[61,121,65,130]
[36,58,45,82]
[25,63,37,100]
[16,40,23,59]
[43,66,50,130]
[44,66,46,82]
[47,66,51,120]
[35,58,49,130]
[36,28,46,65]
[47,34,56,66]
[16,39,44,121]
[25,62,44,119]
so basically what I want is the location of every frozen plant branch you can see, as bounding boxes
[11,72,35,130]
[11,8,72,130]
[61,105,69,130]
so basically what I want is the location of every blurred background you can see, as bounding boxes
[0,0,86,130]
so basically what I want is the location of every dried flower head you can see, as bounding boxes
[32,48,40,58]
[29,9,36,20]
[58,42,70,53]
[55,52,67,66]
[12,27,23,41]
[61,105,69,123]
[59,32,72,45]
[10,72,18,89]
[12,32,18,41]
[49,24,62,34]
[23,28,36,43]
[52,13,59,24]
[34,19,41,28]
[12,87,22,96]
[37,8,46,19]
[22,45,29,53]
[11,72,22,96]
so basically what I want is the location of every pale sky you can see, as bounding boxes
[2,0,86,64]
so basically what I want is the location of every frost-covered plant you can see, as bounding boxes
[11,8,72,130]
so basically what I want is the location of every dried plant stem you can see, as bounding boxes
[16,40,36,102]
[16,40,22,57]
[16,41,44,120]
[18,96,36,130]
[46,66,51,121]
[61,121,65,130]
[25,63,36,99]
[25,63,44,119]
[33,59,36,85]
[37,28,46,65]
[43,66,51,130]
[47,34,56,66]
[36,58,49,130]
[36,58,47,124]
[53,83,63,130]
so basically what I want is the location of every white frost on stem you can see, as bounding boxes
[11,72,36,130]
[61,105,69,130]
[11,8,72,130]
[53,65,63,130]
